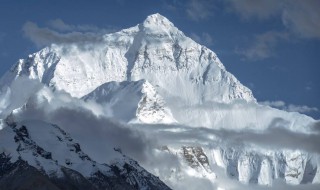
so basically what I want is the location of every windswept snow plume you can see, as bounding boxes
[261,100,319,114]
[23,20,117,47]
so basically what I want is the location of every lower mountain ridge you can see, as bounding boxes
[0,118,171,190]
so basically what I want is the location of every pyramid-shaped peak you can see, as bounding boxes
[143,13,174,28]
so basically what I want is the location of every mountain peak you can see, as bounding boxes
[143,13,174,29]
[1,13,255,103]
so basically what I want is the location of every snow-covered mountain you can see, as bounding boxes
[0,13,319,189]
[0,117,171,190]
[1,14,253,103]
[0,14,312,130]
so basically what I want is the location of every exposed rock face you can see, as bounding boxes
[182,147,211,171]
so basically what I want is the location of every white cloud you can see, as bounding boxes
[164,0,213,21]
[225,0,281,20]
[165,0,320,38]
[47,19,107,33]
[9,84,152,163]
[281,0,320,39]
[164,0,320,61]
[186,0,213,21]
[287,104,319,113]
[137,117,320,154]
[260,100,286,108]
[236,31,288,60]
[47,19,74,32]
[226,0,320,39]
[22,20,117,48]
[163,1,177,11]
[190,32,213,46]
[3,78,320,189]
[0,77,43,119]
[260,100,319,114]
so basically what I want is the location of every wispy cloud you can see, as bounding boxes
[9,81,152,163]
[164,0,214,21]
[236,31,288,60]
[5,77,320,189]
[226,0,320,39]
[190,32,213,46]
[281,0,320,39]
[163,0,320,61]
[22,20,117,48]
[135,117,320,154]
[287,105,319,113]
[260,100,319,114]
[165,0,320,38]
[225,0,281,20]
[186,0,213,21]
[47,19,105,33]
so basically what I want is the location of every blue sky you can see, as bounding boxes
[0,0,319,119]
